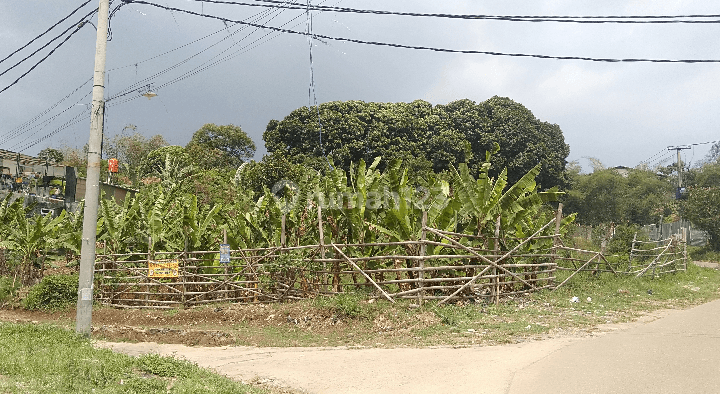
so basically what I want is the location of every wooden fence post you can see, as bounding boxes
[682,228,688,271]
[419,211,427,305]
[224,228,230,300]
[318,204,326,293]
[628,233,637,273]
[147,236,152,304]
[550,203,563,287]
[493,216,501,305]
[182,237,187,308]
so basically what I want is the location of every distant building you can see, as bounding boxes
[0,148,136,215]
[612,166,631,178]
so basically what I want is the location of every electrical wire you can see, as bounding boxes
[181,0,720,24]
[5,91,92,150]
[648,152,674,169]
[152,3,306,90]
[0,21,93,95]
[16,110,90,153]
[107,20,246,72]
[637,148,669,166]
[305,1,327,163]
[107,1,286,100]
[13,0,296,152]
[0,8,98,79]
[108,0,303,102]
[129,1,720,64]
[687,139,719,147]
[0,0,94,66]
[0,78,93,145]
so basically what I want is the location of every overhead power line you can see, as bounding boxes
[0,0,94,66]
[0,78,92,145]
[16,110,90,153]
[0,8,98,79]
[685,139,719,147]
[637,148,668,166]
[182,0,720,24]
[11,0,299,151]
[129,1,720,64]
[0,18,94,95]
[107,0,290,101]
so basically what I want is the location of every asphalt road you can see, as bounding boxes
[100,299,720,394]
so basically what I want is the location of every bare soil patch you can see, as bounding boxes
[0,298,638,349]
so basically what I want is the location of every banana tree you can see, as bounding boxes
[98,196,140,254]
[450,145,562,240]
[54,202,84,264]
[5,208,67,285]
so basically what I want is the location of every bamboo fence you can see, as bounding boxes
[92,207,688,309]
[93,216,561,308]
[628,232,688,277]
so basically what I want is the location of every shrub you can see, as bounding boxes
[682,187,720,251]
[606,224,645,255]
[137,353,191,378]
[23,274,78,310]
[0,276,19,304]
[313,292,368,318]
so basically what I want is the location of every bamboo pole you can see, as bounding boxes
[550,203,562,286]
[223,229,230,300]
[553,252,600,290]
[330,243,395,303]
[493,215,501,305]
[430,218,556,305]
[318,204,327,293]
[636,239,673,278]
[419,211,427,305]
[146,237,152,303]
[182,239,188,308]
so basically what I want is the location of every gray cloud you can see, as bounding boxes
[1,0,717,171]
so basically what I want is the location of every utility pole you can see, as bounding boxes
[668,145,691,199]
[76,0,110,336]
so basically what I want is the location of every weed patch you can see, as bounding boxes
[22,274,78,311]
[0,323,263,393]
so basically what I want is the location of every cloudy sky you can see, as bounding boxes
[1,0,719,172]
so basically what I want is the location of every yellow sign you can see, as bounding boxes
[148,260,179,278]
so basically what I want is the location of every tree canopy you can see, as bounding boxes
[263,97,569,189]
[37,148,64,164]
[106,132,168,170]
[682,161,720,250]
[562,166,674,226]
[186,123,256,170]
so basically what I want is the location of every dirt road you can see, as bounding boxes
[99,301,720,394]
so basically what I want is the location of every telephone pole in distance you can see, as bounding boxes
[667,145,691,199]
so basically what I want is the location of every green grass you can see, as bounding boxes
[315,263,720,346]
[7,262,720,351]
[210,263,720,348]
[0,323,264,394]
[688,245,720,263]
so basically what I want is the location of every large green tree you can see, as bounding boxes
[186,123,256,170]
[682,161,720,250]
[37,148,64,164]
[263,97,568,189]
[106,132,168,170]
[563,167,674,225]
[683,186,720,250]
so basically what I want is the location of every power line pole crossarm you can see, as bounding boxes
[76,0,109,337]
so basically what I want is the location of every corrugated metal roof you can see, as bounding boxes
[0,148,46,165]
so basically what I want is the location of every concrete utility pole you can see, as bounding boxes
[76,0,110,336]
[667,145,691,199]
